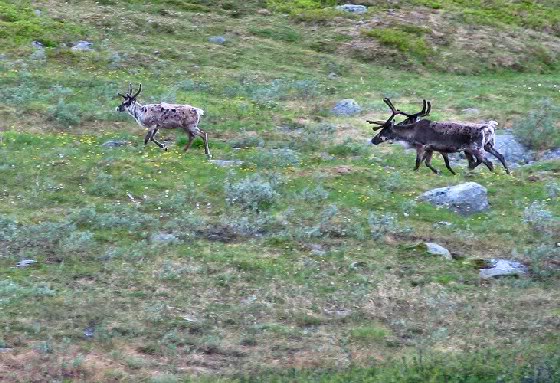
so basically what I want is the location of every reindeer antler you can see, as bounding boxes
[399,99,431,123]
[131,83,142,99]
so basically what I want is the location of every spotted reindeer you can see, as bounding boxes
[116,84,211,158]
[368,98,509,174]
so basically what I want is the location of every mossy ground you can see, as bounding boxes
[0,1,559,381]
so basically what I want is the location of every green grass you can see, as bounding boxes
[0,0,559,381]
[363,28,431,59]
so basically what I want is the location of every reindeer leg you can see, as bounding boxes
[485,144,510,174]
[465,151,477,169]
[183,134,195,152]
[466,150,482,170]
[414,145,425,171]
[441,153,456,175]
[199,129,212,159]
[150,128,167,151]
[424,151,439,174]
[473,150,494,172]
[144,129,155,146]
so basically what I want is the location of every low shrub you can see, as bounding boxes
[523,201,558,235]
[513,99,560,151]
[249,148,301,168]
[48,98,82,128]
[368,212,410,240]
[225,174,279,211]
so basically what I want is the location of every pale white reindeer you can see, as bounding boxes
[116,83,211,158]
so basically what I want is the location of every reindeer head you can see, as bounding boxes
[368,98,430,145]
[116,83,142,112]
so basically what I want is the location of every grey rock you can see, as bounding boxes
[32,41,44,50]
[241,295,257,304]
[419,182,489,216]
[209,159,244,167]
[492,134,533,166]
[479,259,527,279]
[336,4,368,14]
[71,41,93,51]
[34,9,42,17]
[350,261,367,269]
[309,243,325,256]
[209,36,226,45]
[16,259,37,268]
[424,242,452,260]
[83,327,95,339]
[332,99,362,116]
[540,148,560,161]
[328,72,338,80]
[101,140,128,148]
[151,232,178,244]
[0,348,13,353]
[461,108,480,115]
[324,308,352,318]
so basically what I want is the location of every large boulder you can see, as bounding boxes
[419,182,489,216]
[336,4,368,14]
[479,259,527,279]
[492,134,533,166]
[332,99,362,116]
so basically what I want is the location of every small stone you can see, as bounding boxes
[424,243,452,260]
[83,327,95,339]
[71,41,93,51]
[151,232,178,244]
[350,261,366,269]
[332,99,362,116]
[209,36,226,45]
[336,4,368,14]
[479,259,528,279]
[328,72,338,80]
[335,166,352,174]
[101,140,128,148]
[32,41,44,50]
[33,9,42,17]
[209,160,244,167]
[16,259,37,268]
[241,295,257,304]
[309,243,325,256]
[461,108,480,115]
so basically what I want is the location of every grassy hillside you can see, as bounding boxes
[1,1,559,382]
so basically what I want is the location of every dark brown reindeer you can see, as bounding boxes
[116,83,211,158]
[368,98,509,174]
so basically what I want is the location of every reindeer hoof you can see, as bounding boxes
[164,147,168,151]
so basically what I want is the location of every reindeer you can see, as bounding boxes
[116,83,211,158]
[368,98,509,174]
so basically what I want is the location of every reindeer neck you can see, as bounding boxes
[392,123,417,140]
[127,101,146,126]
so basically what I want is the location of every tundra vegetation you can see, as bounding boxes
[0,0,560,382]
